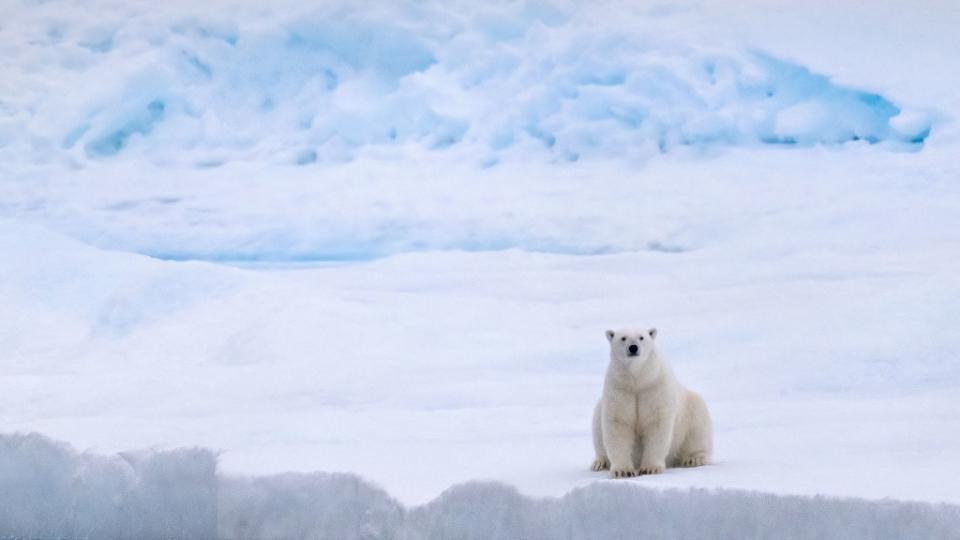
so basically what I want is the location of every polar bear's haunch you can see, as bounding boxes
[591,327,712,478]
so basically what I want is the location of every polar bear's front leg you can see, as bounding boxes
[602,414,637,478]
[638,415,674,475]
[591,400,610,471]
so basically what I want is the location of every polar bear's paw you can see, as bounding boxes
[637,464,665,475]
[591,457,610,471]
[610,467,638,478]
[679,454,708,468]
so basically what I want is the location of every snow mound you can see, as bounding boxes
[2,0,931,169]
[219,473,404,539]
[4,433,957,539]
[397,481,960,540]
[0,433,217,539]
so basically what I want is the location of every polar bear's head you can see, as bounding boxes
[605,327,658,364]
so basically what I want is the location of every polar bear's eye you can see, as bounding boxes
[621,337,626,341]
[639,336,644,341]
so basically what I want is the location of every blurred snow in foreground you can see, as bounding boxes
[2,433,958,539]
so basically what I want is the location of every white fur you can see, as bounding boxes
[591,327,712,478]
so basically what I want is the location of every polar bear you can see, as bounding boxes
[591,327,712,478]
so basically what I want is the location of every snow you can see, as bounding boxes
[0,0,934,174]
[2,216,958,506]
[0,433,216,538]
[1,0,960,531]
[3,434,959,539]
[221,475,960,539]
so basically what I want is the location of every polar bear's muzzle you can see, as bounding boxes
[627,344,639,356]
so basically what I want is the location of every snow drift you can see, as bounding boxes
[2,433,959,540]
[0,433,216,539]
[0,0,946,262]
[223,476,960,539]
[1,0,932,171]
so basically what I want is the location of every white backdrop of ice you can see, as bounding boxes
[1,0,959,524]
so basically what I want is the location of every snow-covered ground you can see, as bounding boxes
[1,0,959,523]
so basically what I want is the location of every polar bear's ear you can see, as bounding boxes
[605,329,615,342]
[648,328,658,340]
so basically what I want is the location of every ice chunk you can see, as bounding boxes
[0,433,217,539]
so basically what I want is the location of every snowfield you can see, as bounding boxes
[2,210,959,507]
[1,0,960,536]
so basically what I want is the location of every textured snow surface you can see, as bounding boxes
[0,433,216,539]
[0,0,954,261]
[3,433,960,539]
[0,0,932,170]
[221,476,960,540]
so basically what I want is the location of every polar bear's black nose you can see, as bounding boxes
[628,344,639,354]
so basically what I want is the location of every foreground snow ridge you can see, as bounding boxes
[0,433,217,539]
[2,1,931,168]
[2,433,958,539]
